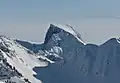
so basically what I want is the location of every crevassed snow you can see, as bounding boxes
[51,23,86,45]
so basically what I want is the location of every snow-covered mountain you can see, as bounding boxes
[0,24,120,83]
[33,24,120,83]
[0,36,49,83]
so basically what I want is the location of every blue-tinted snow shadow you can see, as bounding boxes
[33,63,85,83]
[33,63,120,83]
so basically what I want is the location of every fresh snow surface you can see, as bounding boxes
[51,23,86,45]
[0,36,47,83]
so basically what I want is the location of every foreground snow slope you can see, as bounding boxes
[0,36,48,83]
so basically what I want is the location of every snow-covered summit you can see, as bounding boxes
[49,24,86,45]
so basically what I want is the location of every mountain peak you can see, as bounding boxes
[49,24,86,45]
[50,24,76,35]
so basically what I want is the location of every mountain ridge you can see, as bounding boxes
[33,24,120,83]
[0,24,119,83]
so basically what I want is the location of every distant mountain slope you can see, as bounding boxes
[16,39,42,53]
[33,24,120,83]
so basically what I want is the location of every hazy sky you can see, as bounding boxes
[0,0,120,45]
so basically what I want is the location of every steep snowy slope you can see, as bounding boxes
[0,36,48,83]
[33,24,120,83]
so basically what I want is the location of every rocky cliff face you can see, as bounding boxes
[33,24,120,83]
